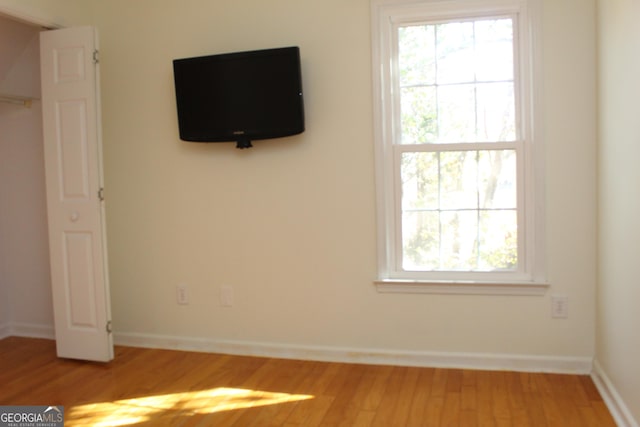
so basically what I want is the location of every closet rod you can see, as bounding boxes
[0,94,37,108]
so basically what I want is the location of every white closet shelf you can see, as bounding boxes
[0,93,39,108]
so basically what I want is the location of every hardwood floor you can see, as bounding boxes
[0,337,616,426]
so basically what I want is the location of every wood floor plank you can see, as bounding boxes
[287,395,335,427]
[580,374,605,401]
[461,369,478,412]
[460,408,479,427]
[388,367,422,426]
[474,370,496,426]
[592,401,619,427]
[351,409,376,427]
[446,368,463,393]
[440,391,462,426]
[369,366,411,427]
[505,371,532,427]
[280,362,339,426]
[311,363,367,426]
[230,360,312,427]
[357,364,394,412]
[537,373,598,427]
[0,337,618,427]
[490,371,511,422]
[406,367,436,425]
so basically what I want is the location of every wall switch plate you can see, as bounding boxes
[177,284,189,305]
[551,295,568,319]
[220,285,233,307]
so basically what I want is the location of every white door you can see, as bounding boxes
[40,26,113,362]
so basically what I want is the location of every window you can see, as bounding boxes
[371,0,546,294]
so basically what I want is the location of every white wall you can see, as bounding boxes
[597,0,640,424]
[88,0,598,365]
[0,0,601,372]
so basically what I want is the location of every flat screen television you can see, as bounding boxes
[173,46,305,149]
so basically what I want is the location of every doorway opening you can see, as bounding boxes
[0,13,52,339]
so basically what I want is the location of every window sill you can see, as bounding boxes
[374,279,549,296]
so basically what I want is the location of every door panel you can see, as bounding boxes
[40,26,113,362]
[57,99,90,198]
[64,232,98,329]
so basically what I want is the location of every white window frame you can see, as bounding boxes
[371,0,547,295]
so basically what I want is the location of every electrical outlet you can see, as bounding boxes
[551,295,568,319]
[220,285,233,307]
[177,284,189,305]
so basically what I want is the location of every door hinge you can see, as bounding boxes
[106,321,112,334]
[98,187,105,201]
[93,49,100,64]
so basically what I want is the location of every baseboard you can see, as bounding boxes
[592,359,639,427]
[114,331,592,374]
[6,322,55,340]
[0,326,593,374]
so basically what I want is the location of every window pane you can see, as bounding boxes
[478,210,517,270]
[403,208,518,271]
[399,25,436,86]
[401,86,437,144]
[440,151,477,210]
[402,211,440,270]
[440,210,478,270]
[401,152,439,210]
[475,19,514,82]
[476,82,516,141]
[437,84,476,142]
[478,150,516,209]
[436,22,475,85]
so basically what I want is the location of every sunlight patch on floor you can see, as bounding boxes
[66,387,314,426]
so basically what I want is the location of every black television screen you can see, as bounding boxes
[173,46,305,149]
